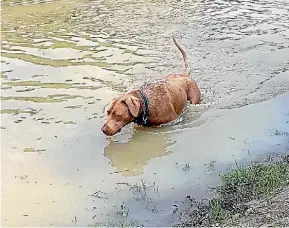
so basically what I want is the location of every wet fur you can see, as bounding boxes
[102,38,201,136]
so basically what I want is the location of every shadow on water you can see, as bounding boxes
[1,0,289,226]
[104,131,170,177]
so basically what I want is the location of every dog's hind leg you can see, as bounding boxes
[187,80,201,104]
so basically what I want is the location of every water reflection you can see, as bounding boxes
[104,130,170,176]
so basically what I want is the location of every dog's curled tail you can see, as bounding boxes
[173,37,191,77]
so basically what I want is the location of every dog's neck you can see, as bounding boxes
[129,90,151,126]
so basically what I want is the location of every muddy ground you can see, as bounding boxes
[1,0,289,226]
[173,155,289,227]
[224,187,289,227]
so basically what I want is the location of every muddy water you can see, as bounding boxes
[1,0,289,226]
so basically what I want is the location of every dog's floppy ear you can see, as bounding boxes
[107,94,123,112]
[125,95,140,117]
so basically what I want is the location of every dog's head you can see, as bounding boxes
[101,93,141,136]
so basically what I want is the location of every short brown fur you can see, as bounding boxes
[101,38,201,136]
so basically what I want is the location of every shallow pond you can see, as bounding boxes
[1,0,289,226]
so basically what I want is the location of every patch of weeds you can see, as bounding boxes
[218,161,289,213]
[183,162,191,173]
[209,198,230,224]
[90,190,108,199]
[129,180,159,213]
[175,161,191,174]
[129,179,148,199]
[175,196,212,227]
[91,180,159,227]
[273,130,289,136]
[210,159,289,224]
[176,157,289,226]
[95,219,140,228]
[204,160,216,172]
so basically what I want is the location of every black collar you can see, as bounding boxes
[133,90,151,126]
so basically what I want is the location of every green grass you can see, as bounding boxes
[209,159,289,224]
[176,157,289,226]
[209,198,230,224]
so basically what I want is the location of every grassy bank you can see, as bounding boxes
[176,155,289,227]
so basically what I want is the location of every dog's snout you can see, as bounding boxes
[101,123,120,136]
[101,125,108,134]
[102,124,114,136]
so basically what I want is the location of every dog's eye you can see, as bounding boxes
[112,111,121,117]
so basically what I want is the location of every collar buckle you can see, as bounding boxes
[142,112,148,125]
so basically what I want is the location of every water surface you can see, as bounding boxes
[1,0,289,226]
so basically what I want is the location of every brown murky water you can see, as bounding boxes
[1,0,289,226]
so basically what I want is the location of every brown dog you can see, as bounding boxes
[101,38,201,136]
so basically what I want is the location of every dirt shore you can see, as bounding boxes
[175,155,289,227]
[224,186,289,227]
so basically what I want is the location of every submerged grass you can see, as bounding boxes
[94,155,289,227]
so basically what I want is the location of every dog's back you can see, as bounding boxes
[140,38,200,122]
